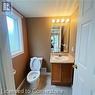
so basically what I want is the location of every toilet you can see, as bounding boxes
[27,57,43,89]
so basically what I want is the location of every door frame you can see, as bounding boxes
[0,0,16,95]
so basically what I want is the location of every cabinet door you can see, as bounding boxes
[51,64,61,84]
[61,64,73,86]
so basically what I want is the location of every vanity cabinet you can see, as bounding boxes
[52,64,62,83]
[51,63,74,86]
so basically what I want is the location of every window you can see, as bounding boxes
[6,12,24,58]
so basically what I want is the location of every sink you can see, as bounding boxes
[52,55,69,61]
[50,53,74,63]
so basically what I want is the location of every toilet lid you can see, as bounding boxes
[30,57,41,71]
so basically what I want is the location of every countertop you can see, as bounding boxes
[50,53,75,64]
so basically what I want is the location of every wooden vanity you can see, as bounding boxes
[50,53,74,86]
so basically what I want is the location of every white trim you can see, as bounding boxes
[5,8,23,19]
[12,8,23,19]
[12,51,24,58]
[11,13,24,58]
[17,78,26,90]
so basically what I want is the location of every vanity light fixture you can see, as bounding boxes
[52,18,70,23]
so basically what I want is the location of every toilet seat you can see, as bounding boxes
[27,71,40,83]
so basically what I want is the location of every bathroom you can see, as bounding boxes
[0,0,95,95]
[14,8,78,94]
[0,0,79,95]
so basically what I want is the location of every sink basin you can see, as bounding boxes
[52,55,69,61]
[50,53,74,63]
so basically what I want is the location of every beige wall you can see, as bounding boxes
[26,14,78,72]
[69,8,79,57]
[26,17,51,71]
[12,17,30,88]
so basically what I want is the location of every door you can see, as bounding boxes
[72,0,95,95]
[0,1,16,95]
[0,50,6,95]
[0,81,2,94]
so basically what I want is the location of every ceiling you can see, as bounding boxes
[11,0,79,17]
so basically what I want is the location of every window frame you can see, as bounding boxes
[6,10,24,58]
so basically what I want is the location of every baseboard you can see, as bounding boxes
[41,72,51,76]
[17,78,26,90]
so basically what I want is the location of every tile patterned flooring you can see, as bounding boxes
[17,74,72,95]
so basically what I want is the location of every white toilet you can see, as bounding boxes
[27,57,43,89]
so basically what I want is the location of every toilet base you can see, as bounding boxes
[31,78,40,90]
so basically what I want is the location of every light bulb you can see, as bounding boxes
[66,19,70,23]
[52,19,55,23]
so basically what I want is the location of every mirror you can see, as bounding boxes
[51,23,70,53]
